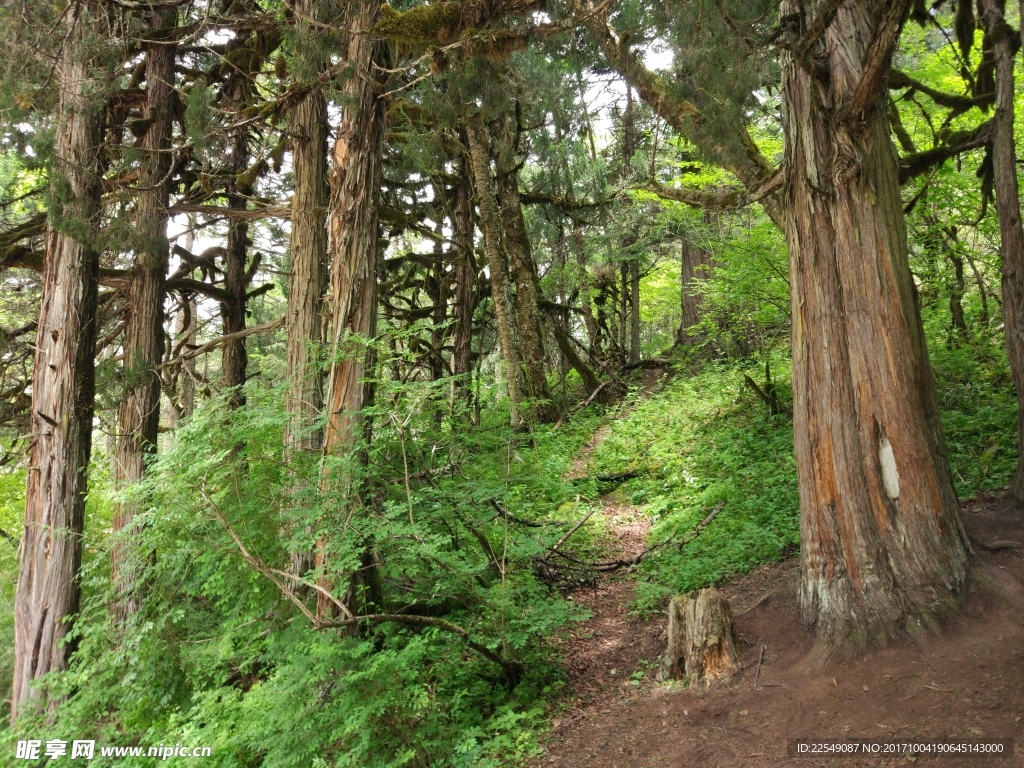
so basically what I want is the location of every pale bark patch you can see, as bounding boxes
[878,436,900,499]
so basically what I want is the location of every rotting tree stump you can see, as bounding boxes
[661,588,741,686]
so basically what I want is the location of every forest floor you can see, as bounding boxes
[532,419,1024,768]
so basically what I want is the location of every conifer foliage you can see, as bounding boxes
[0,0,1021,762]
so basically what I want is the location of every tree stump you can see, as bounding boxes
[661,588,741,686]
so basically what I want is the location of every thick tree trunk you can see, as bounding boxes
[12,7,105,721]
[318,0,386,621]
[980,0,1024,503]
[111,16,175,621]
[781,0,968,651]
[466,114,524,430]
[495,159,553,421]
[285,17,329,576]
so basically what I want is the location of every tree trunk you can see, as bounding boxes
[948,252,967,341]
[661,589,741,686]
[319,0,386,621]
[572,227,600,350]
[285,13,329,576]
[466,114,524,430]
[111,14,176,620]
[677,239,713,345]
[781,0,968,652]
[285,79,328,456]
[980,0,1024,503]
[622,86,641,365]
[495,154,553,421]
[222,96,250,408]
[450,151,476,392]
[12,5,105,721]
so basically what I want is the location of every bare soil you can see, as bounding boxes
[534,494,1024,768]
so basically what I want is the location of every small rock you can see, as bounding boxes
[739,710,749,716]
[862,685,869,691]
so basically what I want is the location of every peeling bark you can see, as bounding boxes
[319,0,386,621]
[782,0,968,651]
[12,4,106,721]
[111,14,176,621]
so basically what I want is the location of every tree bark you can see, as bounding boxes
[980,0,1024,503]
[677,238,713,345]
[111,13,175,621]
[285,6,329,576]
[12,5,105,721]
[622,86,641,365]
[661,589,741,686]
[222,123,250,408]
[450,150,477,390]
[781,0,968,652]
[466,114,524,430]
[572,227,600,350]
[495,150,553,421]
[319,0,386,621]
[285,74,328,456]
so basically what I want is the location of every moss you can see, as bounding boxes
[460,27,529,62]
[374,1,486,46]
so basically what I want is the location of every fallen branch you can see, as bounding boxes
[736,588,776,616]
[488,499,544,527]
[554,381,610,429]
[753,644,766,689]
[314,613,523,686]
[203,486,523,686]
[975,539,1024,552]
[545,508,597,559]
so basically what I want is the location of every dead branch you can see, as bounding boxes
[160,316,284,368]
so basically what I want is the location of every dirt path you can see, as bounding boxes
[535,469,1024,768]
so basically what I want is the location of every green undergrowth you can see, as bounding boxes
[591,360,800,614]
[0,382,607,768]
[589,338,1018,616]
[929,335,1018,497]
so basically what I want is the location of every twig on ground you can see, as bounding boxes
[753,644,766,689]
[737,589,776,615]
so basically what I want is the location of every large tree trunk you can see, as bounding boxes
[111,14,175,621]
[318,0,386,621]
[980,0,1024,503]
[781,0,968,652]
[466,114,524,430]
[285,10,329,576]
[12,5,105,721]
[495,154,553,422]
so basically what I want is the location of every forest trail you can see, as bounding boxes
[536,427,1024,768]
